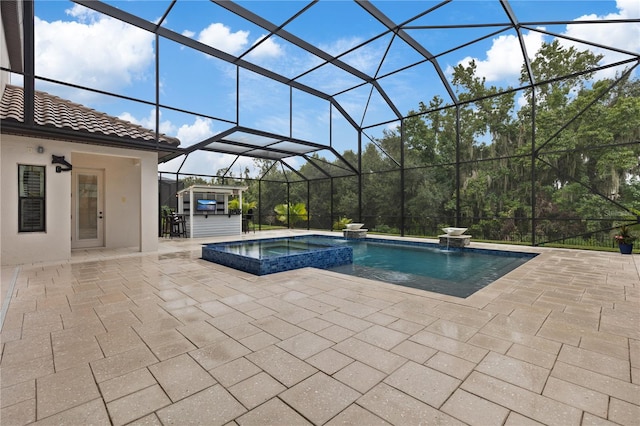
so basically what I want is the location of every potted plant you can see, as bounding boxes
[614,225,636,254]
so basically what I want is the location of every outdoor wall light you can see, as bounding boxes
[52,155,72,173]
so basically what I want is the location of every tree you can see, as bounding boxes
[180,176,212,187]
[239,40,638,246]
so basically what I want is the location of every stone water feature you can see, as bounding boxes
[343,223,367,239]
[439,227,471,248]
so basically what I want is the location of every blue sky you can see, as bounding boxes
[27,0,640,176]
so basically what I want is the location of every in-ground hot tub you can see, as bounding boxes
[202,236,352,275]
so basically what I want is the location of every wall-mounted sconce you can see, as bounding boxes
[52,155,72,173]
[37,146,44,154]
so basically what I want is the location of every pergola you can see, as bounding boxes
[5,0,640,245]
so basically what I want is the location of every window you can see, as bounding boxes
[18,164,46,232]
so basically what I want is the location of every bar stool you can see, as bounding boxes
[171,214,187,238]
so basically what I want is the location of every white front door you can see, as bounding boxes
[72,168,104,249]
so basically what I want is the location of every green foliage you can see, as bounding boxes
[233,40,638,249]
[180,176,212,187]
[227,198,240,211]
[243,200,257,214]
[274,202,308,228]
[372,224,400,235]
[228,199,257,215]
[332,217,352,231]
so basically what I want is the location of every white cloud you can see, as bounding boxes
[320,36,378,75]
[65,4,92,20]
[192,23,284,64]
[168,116,259,176]
[618,0,640,17]
[35,5,154,91]
[161,150,257,178]
[118,109,176,136]
[454,30,546,83]
[447,1,638,85]
[119,109,258,177]
[321,36,362,57]
[517,93,529,109]
[247,34,284,59]
[196,22,250,56]
[561,0,640,78]
[120,111,228,152]
[176,117,215,145]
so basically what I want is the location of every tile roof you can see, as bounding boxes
[0,85,180,146]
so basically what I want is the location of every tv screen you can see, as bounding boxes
[196,199,217,211]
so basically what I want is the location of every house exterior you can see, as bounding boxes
[0,1,181,266]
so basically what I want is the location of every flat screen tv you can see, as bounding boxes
[196,199,217,211]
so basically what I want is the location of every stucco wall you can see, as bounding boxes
[71,153,141,249]
[1,10,8,265]
[1,134,159,265]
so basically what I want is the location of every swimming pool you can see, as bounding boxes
[202,235,536,297]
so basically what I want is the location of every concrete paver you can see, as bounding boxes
[1,231,638,425]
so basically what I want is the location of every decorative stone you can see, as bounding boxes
[343,229,367,239]
[438,234,471,248]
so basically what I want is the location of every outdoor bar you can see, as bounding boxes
[176,184,248,238]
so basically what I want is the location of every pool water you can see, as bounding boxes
[222,240,334,258]
[202,235,535,298]
[319,238,533,298]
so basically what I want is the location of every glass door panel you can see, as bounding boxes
[72,169,104,248]
[78,173,98,239]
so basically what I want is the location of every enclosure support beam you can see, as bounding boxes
[358,131,363,224]
[258,181,262,231]
[330,178,335,232]
[306,181,310,230]
[531,88,537,246]
[455,107,461,227]
[400,120,406,237]
[287,184,291,229]
[23,0,34,126]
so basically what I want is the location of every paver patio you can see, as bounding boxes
[1,230,638,425]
